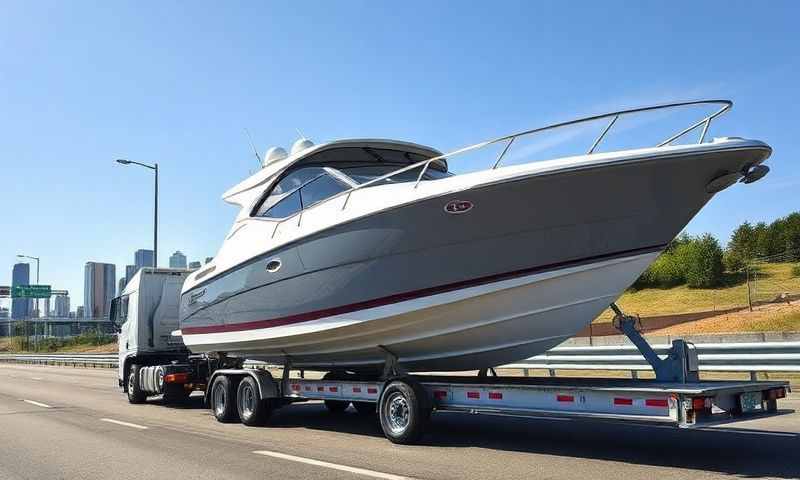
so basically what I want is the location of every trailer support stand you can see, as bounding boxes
[610,303,699,383]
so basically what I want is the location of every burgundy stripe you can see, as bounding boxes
[182,244,663,335]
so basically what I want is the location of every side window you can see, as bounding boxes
[262,190,301,218]
[254,168,325,217]
[120,295,129,322]
[300,174,348,208]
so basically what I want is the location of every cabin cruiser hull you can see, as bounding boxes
[180,142,770,372]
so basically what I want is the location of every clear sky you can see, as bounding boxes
[1,1,798,311]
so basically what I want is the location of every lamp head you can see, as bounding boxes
[116,159,132,165]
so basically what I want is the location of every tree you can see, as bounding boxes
[683,234,724,288]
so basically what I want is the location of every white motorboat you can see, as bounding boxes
[178,100,771,372]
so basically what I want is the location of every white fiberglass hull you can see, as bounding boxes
[181,251,657,372]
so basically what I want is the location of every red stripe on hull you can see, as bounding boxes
[182,244,663,335]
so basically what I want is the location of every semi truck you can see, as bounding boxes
[111,267,790,444]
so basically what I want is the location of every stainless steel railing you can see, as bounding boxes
[272,99,732,236]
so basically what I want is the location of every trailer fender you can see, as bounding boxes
[381,375,432,411]
[205,369,278,405]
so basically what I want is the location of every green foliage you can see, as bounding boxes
[725,212,800,265]
[5,328,114,353]
[792,264,800,278]
[682,234,724,288]
[634,234,724,289]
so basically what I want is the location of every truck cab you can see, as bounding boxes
[111,268,190,391]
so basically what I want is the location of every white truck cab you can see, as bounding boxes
[111,268,190,391]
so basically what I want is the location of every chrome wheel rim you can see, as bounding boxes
[128,371,135,394]
[213,383,226,415]
[386,392,410,434]
[238,383,256,418]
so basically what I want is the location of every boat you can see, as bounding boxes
[177,100,771,373]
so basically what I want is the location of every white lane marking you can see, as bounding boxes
[100,418,148,430]
[22,399,52,408]
[253,450,414,480]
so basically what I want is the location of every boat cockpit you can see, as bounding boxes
[251,145,450,220]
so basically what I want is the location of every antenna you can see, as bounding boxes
[244,129,262,166]
[295,128,307,140]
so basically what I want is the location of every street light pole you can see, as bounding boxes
[116,159,158,267]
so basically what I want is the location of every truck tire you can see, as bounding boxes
[210,375,239,423]
[127,364,146,404]
[163,384,191,405]
[378,380,430,444]
[236,376,271,426]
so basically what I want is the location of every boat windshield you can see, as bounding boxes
[339,164,451,185]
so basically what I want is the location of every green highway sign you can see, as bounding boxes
[11,284,52,299]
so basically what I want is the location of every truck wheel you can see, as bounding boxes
[379,380,429,444]
[127,364,146,404]
[324,400,349,414]
[353,401,375,416]
[163,384,191,405]
[210,375,239,423]
[236,376,271,426]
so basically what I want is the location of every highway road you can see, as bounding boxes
[0,364,797,480]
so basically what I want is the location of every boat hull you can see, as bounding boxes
[180,143,769,371]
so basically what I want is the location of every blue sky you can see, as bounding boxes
[1,1,798,311]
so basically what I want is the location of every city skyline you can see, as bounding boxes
[0,2,798,307]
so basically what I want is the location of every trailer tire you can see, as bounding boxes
[210,375,239,423]
[127,364,146,404]
[237,376,271,426]
[353,401,375,416]
[379,380,429,444]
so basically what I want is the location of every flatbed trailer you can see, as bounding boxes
[114,269,791,444]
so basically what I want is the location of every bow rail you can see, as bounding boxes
[274,100,732,234]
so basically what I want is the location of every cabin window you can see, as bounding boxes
[300,174,349,208]
[260,190,302,218]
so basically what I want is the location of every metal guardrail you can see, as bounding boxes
[1,340,799,377]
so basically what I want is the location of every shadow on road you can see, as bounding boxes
[267,402,800,479]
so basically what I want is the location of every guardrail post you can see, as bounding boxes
[523,368,530,377]
[750,371,758,381]
[631,370,638,379]
[548,369,556,377]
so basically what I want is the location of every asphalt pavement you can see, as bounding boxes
[0,363,797,480]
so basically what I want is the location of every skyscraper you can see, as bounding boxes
[124,264,136,284]
[188,261,201,270]
[84,262,116,319]
[205,256,214,264]
[118,277,127,296]
[54,295,70,317]
[11,262,31,319]
[169,251,187,269]
[76,306,85,319]
[134,249,154,274]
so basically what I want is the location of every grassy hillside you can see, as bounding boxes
[595,262,800,323]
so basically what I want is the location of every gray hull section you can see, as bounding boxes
[181,145,768,370]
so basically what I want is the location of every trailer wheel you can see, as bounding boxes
[353,401,375,416]
[237,376,271,426]
[210,375,239,423]
[379,380,429,444]
[324,400,350,414]
[127,364,146,404]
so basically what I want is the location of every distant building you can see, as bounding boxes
[205,257,214,264]
[125,264,136,282]
[134,249,154,274]
[188,261,202,271]
[84,262,116,319]
[0,308,9,319]
[169,251,187,269]
[54,295,70,317]
[118,277,127,295]
[11,262,31,319]
[76,306,85,319]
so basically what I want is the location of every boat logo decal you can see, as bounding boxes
[444,199,473,214]
[188,288,206,305]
